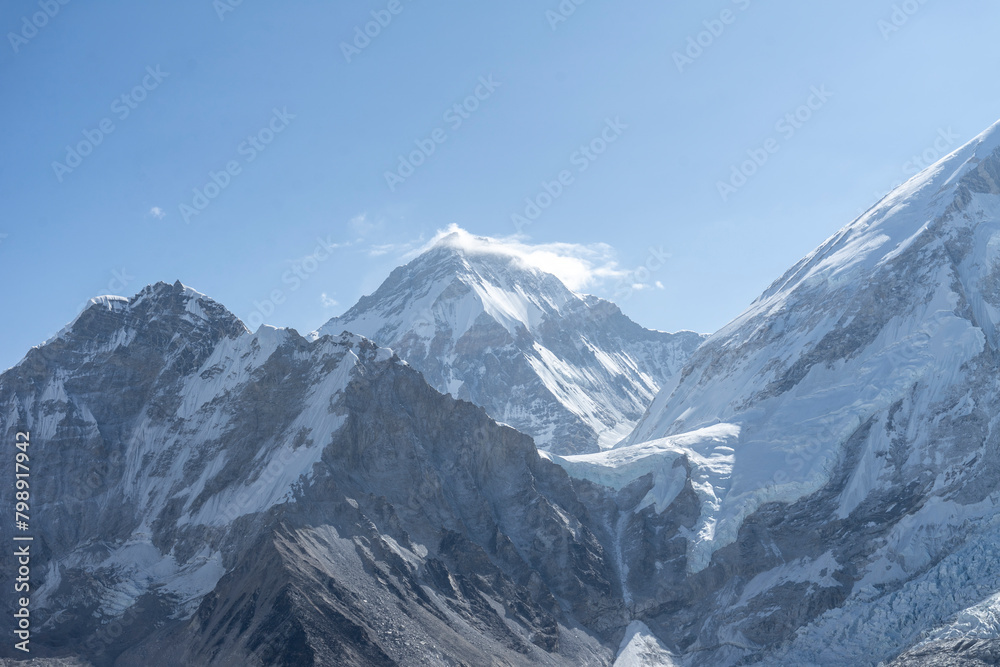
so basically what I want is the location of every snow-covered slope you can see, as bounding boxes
[313,231,705,455]
[0,281,625,665]
[551,119,1000,665]
[625,118,1000,565]
[12,118,1000,665]
[613,621,680,667]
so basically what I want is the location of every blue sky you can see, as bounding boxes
[2,0,1000,371]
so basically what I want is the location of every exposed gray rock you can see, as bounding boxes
[314,236,705,455]
[890,638,1000,666]
[0,281,623,665]
[560,122,1000,666]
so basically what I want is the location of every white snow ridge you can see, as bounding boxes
[313,227,705,455]
[11,119,1000,665]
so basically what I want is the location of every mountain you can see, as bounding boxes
[552,119,1000,664]
[312,232,705,455]
[0,281,628,665]
[10,116,1000,666]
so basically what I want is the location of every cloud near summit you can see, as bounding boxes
[407,224,630,293]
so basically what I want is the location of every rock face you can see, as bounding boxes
[313,234,705,455]
[10,118,1000,666]
[556,120,1000,665]
[0,282,625,665]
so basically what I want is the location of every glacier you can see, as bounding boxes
[313,230,705,455]
[9,118,1000,665]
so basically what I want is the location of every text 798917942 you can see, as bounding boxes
[13,431,31,653]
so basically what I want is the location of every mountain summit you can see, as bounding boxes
[12,117,1000,665]
[555,118,1000,664]
[313,230,705,455]
[0,279,625,665]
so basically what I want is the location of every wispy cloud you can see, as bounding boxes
[368,244,396,257]
[367,232,426,258]
[320,293,338,308]
[350,213,382,239]
[407,224,631,292]
[148,206,166,220]
[348,213,419,256]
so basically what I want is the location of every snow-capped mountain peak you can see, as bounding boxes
[754,117,1000,310]
[318,234,578,343]
[314,232,705,454]
[1,280,626,665]
[551,117,1000,665]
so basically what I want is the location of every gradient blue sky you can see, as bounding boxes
[3,0,1000,371]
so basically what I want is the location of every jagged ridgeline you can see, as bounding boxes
[312,235,705,456]
[0,282,625,665]
[6,117,1000,665]
[558,119,1000,665]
